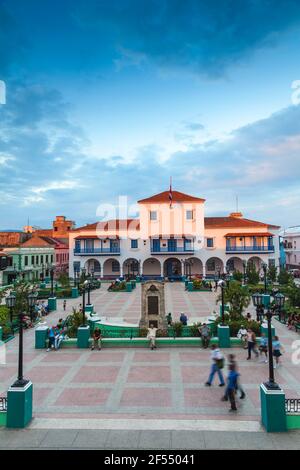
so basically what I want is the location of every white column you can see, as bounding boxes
[160,260,164,277]
[120,263,123,278]
[202,263,206,278]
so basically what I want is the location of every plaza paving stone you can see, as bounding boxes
[1,282,300,449]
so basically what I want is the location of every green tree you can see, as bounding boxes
[278,268,293,285]
[286,285,300,307]
[57,272,70,288]
[246,263,260,285]
[268,265,277,283]
[217,280,251,319]
[232,270,243,282]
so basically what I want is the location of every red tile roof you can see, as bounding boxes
[138,190,205,204]
[20,235,57,248]
[74,219,140,232]
[205,217,280,229]
[224,232,274,237]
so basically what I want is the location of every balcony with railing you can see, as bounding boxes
[74,247,120,255]
[226,245,275,253]
[225,233,275,254]
[150,238,194,254]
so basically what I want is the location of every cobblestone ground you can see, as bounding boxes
[0,283,300,436]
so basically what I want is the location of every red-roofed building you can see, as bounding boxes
[69,189,280,280]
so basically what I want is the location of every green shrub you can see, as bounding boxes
[172,321,183,337]
[232,271,243,282]
[67,308,88,338]
[189,322,202,337]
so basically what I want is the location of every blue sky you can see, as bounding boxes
[1,0,300,229]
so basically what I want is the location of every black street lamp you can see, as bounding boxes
[28,291,38,322]
[49,265,55,297]
[13,310,28,387]
[252,291,285,390]
[218,279,226,325]
[86,279,91,305]
[6,293,16,323]
[5,293,16,334]
[243,260,247,285]
[262,262,268,294]
[81,280,89,326]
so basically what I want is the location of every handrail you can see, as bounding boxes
[285,398,300,413]
[0,397,7,412]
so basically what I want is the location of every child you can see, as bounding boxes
[259,333,268,363]
[91,328,102,351]
[273,336,284,368]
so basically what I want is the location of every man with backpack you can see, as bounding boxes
[205,344,225,387]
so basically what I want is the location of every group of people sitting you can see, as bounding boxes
[34,301,50,318]
[46,318,67,351]
[287,312,300,331]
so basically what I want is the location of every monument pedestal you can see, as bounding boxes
[48,297,57,311]
[260,383,286,432]
[6,381,33,428]
[140,281,167,329]
[85,304,94,314]
[77,325,90,348]
[72,287,79,298]
[126,282,132,292]
[218,325,230,348]
[35,325,48,349]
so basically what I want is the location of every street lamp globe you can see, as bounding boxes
[6,293,16,309]
[252,292,263,307]
[274,292,285,309]
[218,279,225,288]
[28,292,37,308]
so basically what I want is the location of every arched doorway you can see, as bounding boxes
[164,258,182,280]
[123,258,140,279]
[185,257,203,277]
[85,258,101,276]
[248,256,264,271]
[205,257,224,278]
[142,258,161,279]
[226,257,243,273]
[103,258,120,279]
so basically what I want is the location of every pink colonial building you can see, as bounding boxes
[69,189,281,280]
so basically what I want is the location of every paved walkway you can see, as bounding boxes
[1,427,300,450]
[1,283,300,449]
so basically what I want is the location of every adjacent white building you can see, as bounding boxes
[69,190,281,280]
[281,226,300,269]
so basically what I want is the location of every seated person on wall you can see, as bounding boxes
[179,312,188,326]
[237,325,248,349]
[199,323,210,349]
[147,324,157,350]
[91,328,102,351]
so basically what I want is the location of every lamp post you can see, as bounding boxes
[252,291,285,390]
[86,279,91,305]
[81,279,89,326]
[28,291,37,322]
[243,260,247,285]
[5,293,16,334]
[49,265,55,297]
[218,279,226,325]
[262,262,268,294]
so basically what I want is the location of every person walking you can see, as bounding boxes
[222,354,245,402]
[205,344,225,387]
[166,312,172,326]
[259,333,268,363]
[199,323,210,349]
[226,364,239,411]
[273,336,284,368]
[63,299,67,312]
[247,329,259,360]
